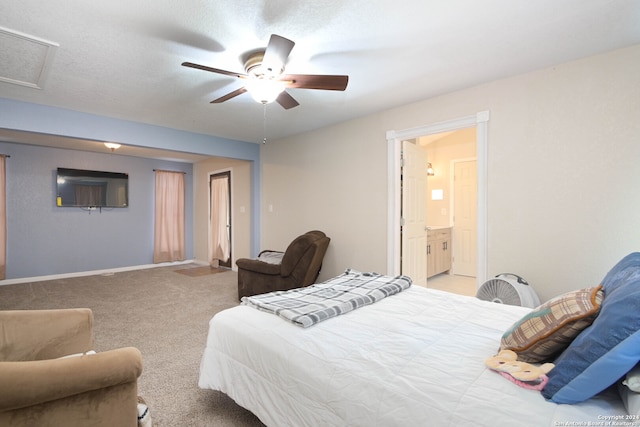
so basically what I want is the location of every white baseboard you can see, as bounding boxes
[0,260,197,286]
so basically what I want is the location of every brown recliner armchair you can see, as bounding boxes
[236,230,330,299]
[0,308,143,427]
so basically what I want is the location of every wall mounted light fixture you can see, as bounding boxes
[427,162,435,176]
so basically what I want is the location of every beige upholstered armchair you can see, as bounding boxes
[0,308,143,427]
[236,230,331,299]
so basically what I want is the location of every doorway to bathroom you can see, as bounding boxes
[387,111,489,290]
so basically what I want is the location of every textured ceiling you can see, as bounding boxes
[1,0,639,149]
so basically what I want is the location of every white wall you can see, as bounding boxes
[261,114,389,279]
[261,45,640,301]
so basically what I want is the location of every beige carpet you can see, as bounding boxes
[174,265,227,277]
[0,266,266,427]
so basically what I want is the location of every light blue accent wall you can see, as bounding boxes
[0,98,261,279]
[1,142,192,278]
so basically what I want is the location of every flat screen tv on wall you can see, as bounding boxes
[56,168,129,208]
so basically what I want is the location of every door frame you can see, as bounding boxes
[209,169,232,268]
[386,111,489,288]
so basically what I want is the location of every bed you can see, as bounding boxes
[199,260,640,427]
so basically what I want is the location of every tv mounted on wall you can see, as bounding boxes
[56,168,129,208]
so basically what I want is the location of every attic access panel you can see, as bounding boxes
[0,26,58,89]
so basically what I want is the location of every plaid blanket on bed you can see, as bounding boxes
[240,269,412,328]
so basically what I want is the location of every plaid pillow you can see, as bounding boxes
[499,285,604,363]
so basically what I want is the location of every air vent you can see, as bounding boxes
[0,26,59,89]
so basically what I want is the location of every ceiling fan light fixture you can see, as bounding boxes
[246,78,285,104]
[182,34,348,109]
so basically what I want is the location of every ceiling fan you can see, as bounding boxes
[182,34,349,109]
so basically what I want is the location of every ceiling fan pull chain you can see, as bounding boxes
[262,102,268,144]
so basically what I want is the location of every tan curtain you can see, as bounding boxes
[153,170,185,263]
[0,156,5,279]
[209,175,230,265]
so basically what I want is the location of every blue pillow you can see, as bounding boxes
[542,252,640,403]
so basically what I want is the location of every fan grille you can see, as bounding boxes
[476,278,523,306]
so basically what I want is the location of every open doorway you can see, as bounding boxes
[401,129,477,294]
[387,111,489,290]
[421,128,477,275]
[209,171,231,268]
[419,130,477,295]
[194,158,252,269]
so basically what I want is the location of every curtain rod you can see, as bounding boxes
[153,169,186,174]
[0,154,10,158]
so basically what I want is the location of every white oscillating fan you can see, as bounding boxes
[476,273,540,308]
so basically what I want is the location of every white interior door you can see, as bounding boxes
[401,140,428,286]
[453,160,477,276]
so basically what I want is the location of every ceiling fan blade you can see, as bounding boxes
[276,91,300,110]
[182,61,247,79]
[211,87,247,103]
[262,34,295,74]
[281,74,349,91]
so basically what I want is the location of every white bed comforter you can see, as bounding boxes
[199,286,626,427]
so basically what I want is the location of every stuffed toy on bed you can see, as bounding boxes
[485,350,555,391]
